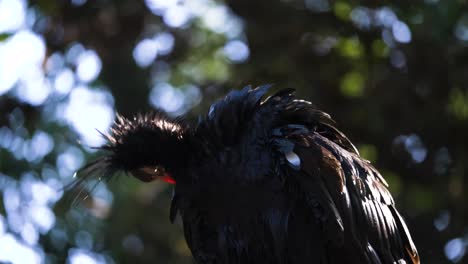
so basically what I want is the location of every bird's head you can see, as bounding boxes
[77,111,189,186]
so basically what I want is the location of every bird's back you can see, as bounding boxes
[171,86,419,264]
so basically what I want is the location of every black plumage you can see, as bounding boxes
[74,85,419,264]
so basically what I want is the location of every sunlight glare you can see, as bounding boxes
[76,50,102,83]
[0,0,26,33]
[0,234,43,264]
[0,30,46,96]
[61,86,115,146]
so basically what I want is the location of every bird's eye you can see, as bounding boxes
[132,165,166,182]
[153,165,166,177]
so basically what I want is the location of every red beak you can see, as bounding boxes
[161,174,176,184]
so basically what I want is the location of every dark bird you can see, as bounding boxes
[74,85,419,264]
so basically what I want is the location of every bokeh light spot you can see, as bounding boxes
[54,68,75,95]
[202,5,243,38]
[454,14,468,41]
[29,205,56,234]
[65,43,85,65]
[145,0,177,16]
[434,210,451,231]
[0,30,46,96]
[149,83,202,115]
[376,7,397,27]
[61,86,115,146]
[154,32,174,55]
[448,88,468,120]
[68,248,106,264]
[392,20,412,43]
[350,7,371,30]
[305,0,330,13]
[333,1,351,21]
[393,134,427,163]
[75,230,93,250]
[76,50,102,83]
[133,39,158,68]
[338,37,363,58]
[223,40,249,63]
[163,5,191,28]
[122,234,144,256]
[46,52,65,75]
[150,83,184,113]
[56,146,85,178]
[444,238,466,263]
[16,67,52,106]
[21,222,38,245]
[340,71,365,97]
[27,130,54,162]
[0,215,5,235]
[390,50,406,68]
[71,0,87,6]
[0,0,26,33]
[0,234,43,264]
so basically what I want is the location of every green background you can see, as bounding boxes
[0,0,467,263]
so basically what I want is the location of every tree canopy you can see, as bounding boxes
[0,0,467,263]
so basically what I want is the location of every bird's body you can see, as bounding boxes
[76,85,419,264]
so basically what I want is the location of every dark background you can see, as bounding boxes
[0,0,467,263]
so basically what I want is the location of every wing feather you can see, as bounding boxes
[266,90,420,264]
[275,131,419,263]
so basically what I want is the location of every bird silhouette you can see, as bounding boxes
[73,85,419,264]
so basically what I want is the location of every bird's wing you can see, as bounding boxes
[181,213,218,264]
[264,91,419,264]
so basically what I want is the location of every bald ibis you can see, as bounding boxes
[74,85,419,264]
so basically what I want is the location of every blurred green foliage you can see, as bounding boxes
[449,88,468,120]
[1,0,468,263]
[340,71,365,97]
